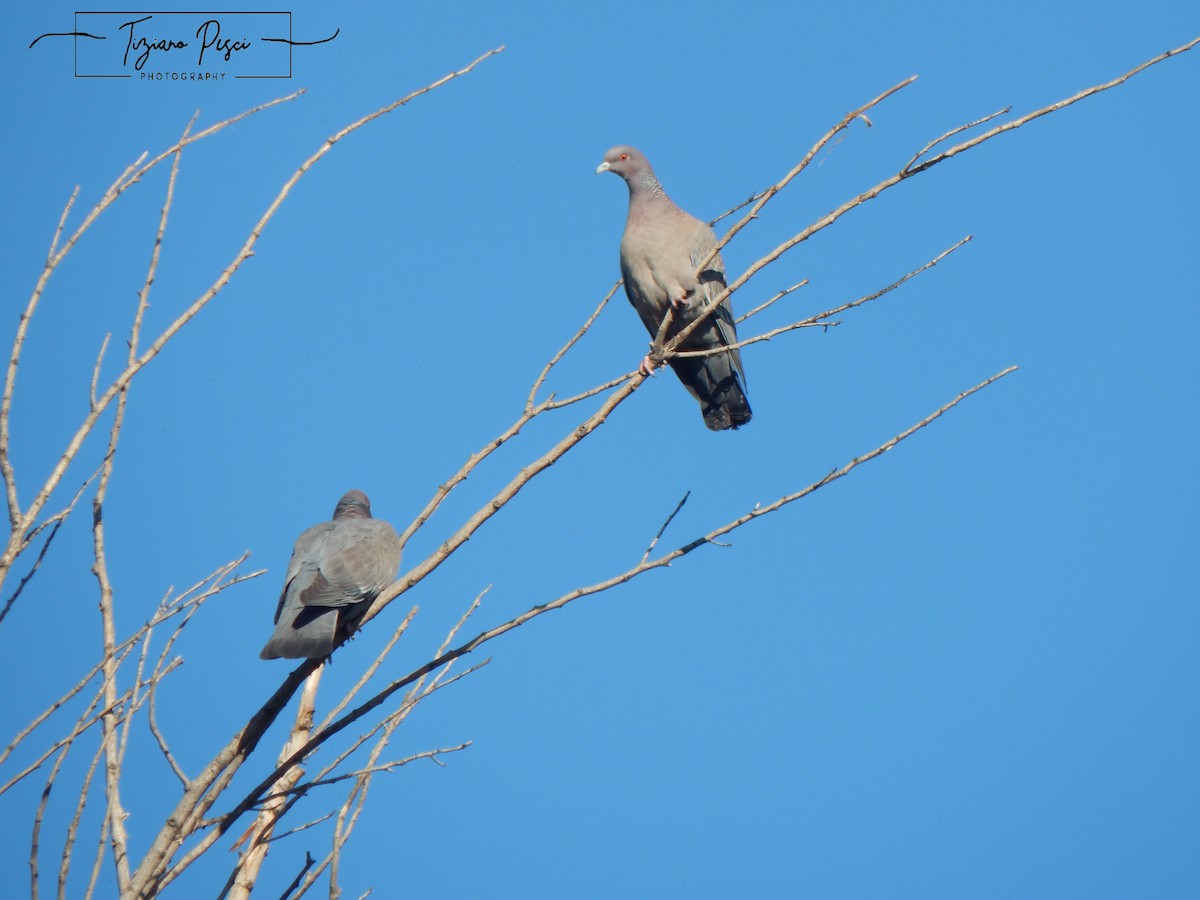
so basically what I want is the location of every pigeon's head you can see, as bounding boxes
[333,490,372,520]
[595,145,653,182]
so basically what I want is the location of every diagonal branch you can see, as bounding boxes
[0,90,303,563]
[121,47,507,899]
[675,237,972,360]
[212,365,1017,850]
[659,35,1199,368]
[905,36,1200,175]
[526,282,621,412]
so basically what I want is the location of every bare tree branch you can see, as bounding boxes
[212,365,1017,859]
[58,739,105,900]
[904,36,1200,175]
[91,104,188,898]
[8,33,1193,898]
[0,472,94,626]
[0,91,305,595]
[675,237,972,360]
[642,492,690,564]
[657,36,1199,372]
[0,554,260,773]
[526,281,621,412]
[733,280,809,326]
[222,670,324,900]
[120,48,507,898]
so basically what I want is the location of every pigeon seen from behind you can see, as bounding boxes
[596,145,751,431]
[260,490,402,661]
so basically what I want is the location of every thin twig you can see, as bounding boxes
[542,373,634,410]
[219,367,1018,842]
[88,334,111,412]
[0,475,91,626]
[287,743,472,794]
[265,815,332,845]
[642,492,690,564]
[709,189,769,227]
[126,54,508,897]
[317,605,420,732]
[676,237,972,360]
[0,92,304,593]
[734,280,809,325]
[0,187,76,529]
[905,106,1011,171]
[904,37,1200,175]
[31,745,70,899]
[526,281,621,412]
[57,739,105,900]
[278,851,315,900]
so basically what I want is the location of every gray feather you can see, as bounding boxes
[260,490,402,661]
[598,145,751,431]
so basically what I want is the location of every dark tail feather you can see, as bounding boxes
[260,604,339,659]
[702,379,752,431]
[259,602,372,660]
[669,356,753,432]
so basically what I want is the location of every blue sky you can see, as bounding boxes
[2,1,1198,897]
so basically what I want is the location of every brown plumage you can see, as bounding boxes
[597,145,751,431]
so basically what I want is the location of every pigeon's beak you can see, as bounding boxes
[595,161,611,175]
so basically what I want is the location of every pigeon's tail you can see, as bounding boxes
[259,602,372,660]
[259,604,339,660]
[702,379,752,431]
[670,355,753,432]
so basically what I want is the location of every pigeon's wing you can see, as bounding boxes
[299,518,402,609]
[271,522,332,624]
[260,521,340,661]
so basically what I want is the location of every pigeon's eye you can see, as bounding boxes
[620,153,628,161]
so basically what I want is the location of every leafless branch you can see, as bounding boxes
[1,553,259,777]
[31,745,69,899]
[147,671,189,788]
[91,105,187,898]
[676,237,972,360]
[0,186,76,530]
[288,744,473,797]
[905,106,1011,171]
[58,739,105,900]
[222,669,324,900]
[904,36,1200,176]
[734,280,809,325]
[542,373,635,410]
[0,91,305,596]
[317,605,420,732]
[88,334,111,412]
[120,50,507,898]
[662,37,1199,370]
[11,33,1193,898]
[642,492,690,564]
[265,816,333,845]
[526,281,621,412]
[709,189,769,227]
[277,851,315,900]
[215,366,1017,857]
